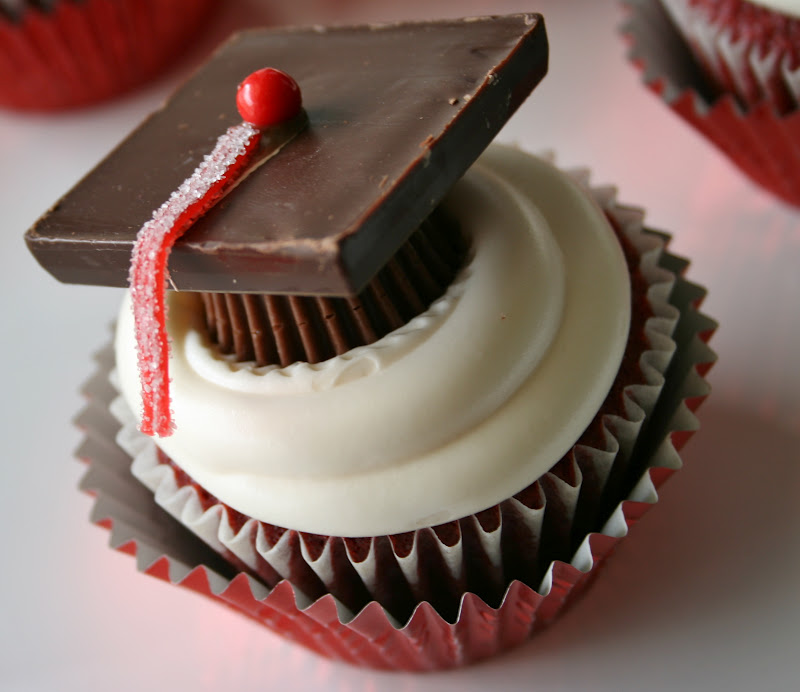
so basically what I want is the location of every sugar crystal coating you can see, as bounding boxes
[129,122,260,436]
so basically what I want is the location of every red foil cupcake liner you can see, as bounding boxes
[75,164,716,670]
[0,0,217,111]
[622,0,800,207]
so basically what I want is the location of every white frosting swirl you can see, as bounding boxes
[115,146,631,537]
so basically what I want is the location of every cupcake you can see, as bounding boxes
[623,0,800,206]
[658,0,800,113]
[0,0,217,111]
[27,14,716,670]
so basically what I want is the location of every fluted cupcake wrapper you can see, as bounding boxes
[75,164,716,669]
[622,0,800,207]
[0,0,217,111]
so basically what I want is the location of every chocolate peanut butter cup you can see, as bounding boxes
[200,208,468,366]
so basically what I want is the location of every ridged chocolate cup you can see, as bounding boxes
[199,207,468,367]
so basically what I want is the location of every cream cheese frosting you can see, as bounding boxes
[115,145,632,537]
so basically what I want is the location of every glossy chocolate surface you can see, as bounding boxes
[26,14,548,295]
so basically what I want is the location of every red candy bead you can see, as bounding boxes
[236,68,302,129]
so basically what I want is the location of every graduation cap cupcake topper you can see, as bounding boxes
[25,14,549,437]
[26,14,548,295]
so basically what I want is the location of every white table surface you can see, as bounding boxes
[1,1,799,690]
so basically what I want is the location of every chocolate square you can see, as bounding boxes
[26,14,548,295]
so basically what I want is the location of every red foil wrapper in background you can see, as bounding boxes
[622,0,800,208]
[0,0,217,111]
[656,0,800,113]
[75,166,716,670]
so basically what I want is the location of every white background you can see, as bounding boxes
[1,1,799,690]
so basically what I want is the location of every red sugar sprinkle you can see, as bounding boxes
[129,122,260,437]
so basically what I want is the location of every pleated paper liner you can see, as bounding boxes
[658,0,800,114]
[74,163,716,669]
[0,0,217,111]
[622,0,800,208]
[199,206,468,367]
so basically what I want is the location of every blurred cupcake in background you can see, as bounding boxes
[623,0,800,207]
[0,0,218,111]
[659,0,799,113]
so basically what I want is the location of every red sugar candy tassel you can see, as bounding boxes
[130,68,302,437]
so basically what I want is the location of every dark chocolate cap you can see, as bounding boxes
[25,14,548,296]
